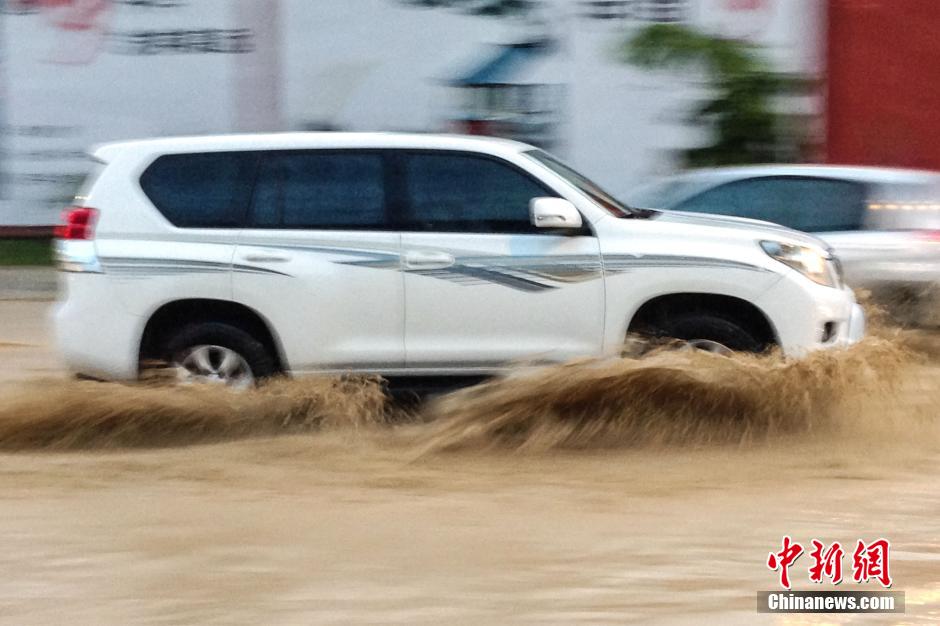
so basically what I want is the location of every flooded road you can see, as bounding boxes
[0,302,937,624]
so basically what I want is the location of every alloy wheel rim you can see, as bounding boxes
[684,338,734,356]
[174,344,254,388]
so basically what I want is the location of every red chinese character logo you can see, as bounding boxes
[808,540,844,585]
[767,536,804,589]
[852,539,892,587]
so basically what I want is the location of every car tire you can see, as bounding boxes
[164,322,277,386]
[651,312,765,353]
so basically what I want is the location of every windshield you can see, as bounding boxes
[624,178,705,209]
[524,149,638,218]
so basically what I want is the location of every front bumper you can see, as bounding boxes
[846,302,865,344]
[756,273,865,357]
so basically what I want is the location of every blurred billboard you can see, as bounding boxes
[0,0,822,226]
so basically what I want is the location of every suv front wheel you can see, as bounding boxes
[644,312,765,354]
[165,322,277,388]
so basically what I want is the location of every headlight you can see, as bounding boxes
[760,240,840,288]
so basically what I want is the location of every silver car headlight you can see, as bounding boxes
[760,240,840,288]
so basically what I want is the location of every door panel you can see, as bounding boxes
[402,232,604,368]
[233,231,403,371]
[233,150,404,372]
[393,150,604,369]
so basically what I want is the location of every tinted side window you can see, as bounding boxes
[675,177,866,232]
[140,152,255,228]
[788,179,866,231]
[251,152,387,229]
[400,153,553,233]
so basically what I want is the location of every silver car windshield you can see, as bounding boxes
[623,178,708,209]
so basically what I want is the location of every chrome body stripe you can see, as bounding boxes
[100,250,768,290]
[100,258,289,277]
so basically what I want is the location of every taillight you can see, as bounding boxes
[54,206,98,240]
[915,229,940,242]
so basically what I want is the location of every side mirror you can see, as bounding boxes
[529,197,583,229]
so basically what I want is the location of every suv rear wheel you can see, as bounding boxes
[165,322,277,387]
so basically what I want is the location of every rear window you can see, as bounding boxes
[139,152,256,228]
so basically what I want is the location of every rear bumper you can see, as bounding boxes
[52,272,141,380]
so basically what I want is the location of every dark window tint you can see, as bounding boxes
[674,176,867,232]
[401,153,552,233]
[140,152,255,228]
[251,152,386,229]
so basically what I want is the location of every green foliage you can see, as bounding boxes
[626,23,812,167]
[0,239,53,266]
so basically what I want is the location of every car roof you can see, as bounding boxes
[665,164,940,186]
[92,132,534,162]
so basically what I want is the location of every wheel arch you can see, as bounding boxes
[626,292,779,348]
[138,298,287,373]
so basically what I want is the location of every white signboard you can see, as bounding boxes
[0,0,816,226]
[1,0,266,225]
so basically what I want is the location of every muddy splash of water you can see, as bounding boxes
[0,335,933,453]
[0,375,390,450]
[416,339,916,453]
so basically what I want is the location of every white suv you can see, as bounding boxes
[53,133,864,386]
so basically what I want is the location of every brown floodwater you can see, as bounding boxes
[0,302,937,624]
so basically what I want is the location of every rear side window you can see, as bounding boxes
[140,152,255,228]
[251,152,387,229]
[675,176,867,232]
[400,152,553,233]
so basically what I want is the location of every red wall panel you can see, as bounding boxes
[827,0,940,169]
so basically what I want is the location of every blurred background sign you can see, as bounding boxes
[446,39,565,150]
[0,0,936,227]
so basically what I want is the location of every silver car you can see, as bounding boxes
[625,165,940,326]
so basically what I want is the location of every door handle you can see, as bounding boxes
[403,250,455,269]
[242,253,291,263]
